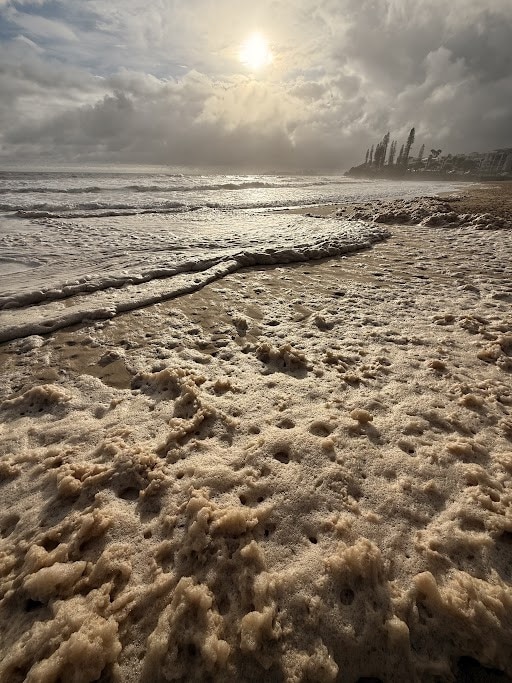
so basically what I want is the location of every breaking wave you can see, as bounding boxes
[8,197,336,219]
[0,179,333,196]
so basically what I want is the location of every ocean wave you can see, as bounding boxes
[6,196,337,219]
[0,187,103,195]
[0,179,334,196]
[126,181,287,192]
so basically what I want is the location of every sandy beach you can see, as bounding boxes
[1,182,512,682]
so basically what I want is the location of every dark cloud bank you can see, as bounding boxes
[0,0,511,171]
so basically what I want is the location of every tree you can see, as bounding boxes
[374,142,382,167]
[365,149,369,165]
[426,149,442,169]
[373,143,379,167]
[402,127,415,167]
[369,145,374,165]
[371,132,391,168]
[417,144,425,161]
[388,140,397,165]
[397,144,404,166]
[380,132,390,167]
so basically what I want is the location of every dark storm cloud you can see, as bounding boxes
[0,0,510,169]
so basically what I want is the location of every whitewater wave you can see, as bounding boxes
[8,196,337,219]
[0,179,334,196]
[0,220,389,342]
[12,203,195,219]
[0,186,103,195]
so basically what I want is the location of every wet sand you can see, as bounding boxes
[1,182,512,682]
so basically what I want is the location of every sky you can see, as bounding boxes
[0,0,511,171]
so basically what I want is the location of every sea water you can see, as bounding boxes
[0,169,461,342]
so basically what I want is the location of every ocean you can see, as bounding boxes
[0,169,460,342]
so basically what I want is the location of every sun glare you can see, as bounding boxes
[239,33,273,71]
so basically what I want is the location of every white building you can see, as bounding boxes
[480,148,512,174]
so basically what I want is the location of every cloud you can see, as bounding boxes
[13,34,44,52]
[0,0,511,169]
[4,7,78,42]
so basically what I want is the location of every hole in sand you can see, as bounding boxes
[143,529,152,539]
[274,451,290,464]
[277,418,295,429]
[239,494,247,505]
[340,588,355,605]
[118,486,139,501]
[263,523,276,538]
[456,656,510,682]
[217,596,230,615]
[41,537,59,552]
[459,517,485,532]
[309,536,318,544]
[398,440,416,455]
[498,530,512,545]
[1,514,20,538]
[79,536,101,554]
[25,598,44,613]
[309,421,333,437]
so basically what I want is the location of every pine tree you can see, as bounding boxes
[375,142,383,167]
[365,149,369,165]
[402,127,415,167]
[417,144,425,161]
[369,145,374,165]
[381,132,390,167]
[388,140,397,166]
[397,144,404,166]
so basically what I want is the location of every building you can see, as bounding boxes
[480,148,512,174]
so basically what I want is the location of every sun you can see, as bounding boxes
[239,33,273,71]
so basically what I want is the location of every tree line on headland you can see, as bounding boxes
[365,128,417,170]
[346,127,512,180]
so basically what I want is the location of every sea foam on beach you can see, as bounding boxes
[0,211,389,342]
[3,173,512,682]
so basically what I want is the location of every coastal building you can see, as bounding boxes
[480,148,512,174]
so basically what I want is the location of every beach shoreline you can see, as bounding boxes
[1,181,512,682]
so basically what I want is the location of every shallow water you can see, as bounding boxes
[0,171,462,340]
